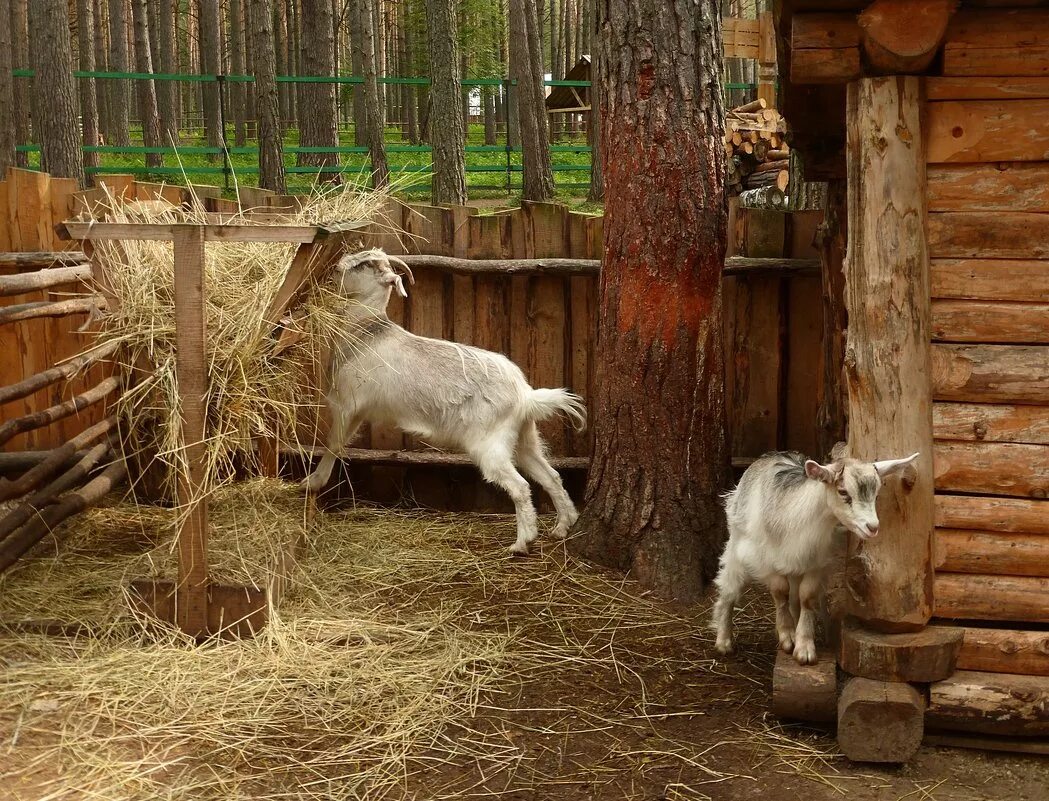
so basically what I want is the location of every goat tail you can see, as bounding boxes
[525,388,587,432]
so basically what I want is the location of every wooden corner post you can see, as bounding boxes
[172,225,210,637]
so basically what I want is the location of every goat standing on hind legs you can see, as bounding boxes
[303,248,586,555]
[710,446,919,665]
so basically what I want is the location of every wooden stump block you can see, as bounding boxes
[772,649,837,723]
[840,619,963,682]
[838,677,925,762]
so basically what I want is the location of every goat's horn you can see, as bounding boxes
[387,255,415,285]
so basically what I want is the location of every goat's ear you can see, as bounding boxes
[382,272,409,298]
[873,452,920,477]
[804,460,835,483]
[829,441,849,461]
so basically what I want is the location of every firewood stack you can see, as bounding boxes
[724,98,790,207]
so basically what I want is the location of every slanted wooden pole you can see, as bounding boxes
[173,225,210,637]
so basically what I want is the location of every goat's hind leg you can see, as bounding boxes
[472,440,539,556]
[515,421,577,539]
[768,574,797,654]
[303,403,361,492]
[711,551,746,655]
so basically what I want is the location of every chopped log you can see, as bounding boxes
[0,251,88,268]
[927,77,1049,101]
[739,186,786,210]
[0,460,127,575]
[932,345,1049,405]
[843,77,934,631]
[936,529,1049,577]
[932,300,1049,344]
[931,260,1049,303]
[943,10,1049,77]
[935,573,1049,622]
[732,98,767,113]
[396,255,601,276]
[0,264,93,297]
[791,47,862,84]
[722,257,820,277]
[752,158,790,173]
[927,163,1049,213]
[0,297,103,326]
[771,649,837,724]
[767,149,791,160]
[927,101,1049,164]
[933,441,1048,499]
[0,376,121,447]
[927,670,1049,736]
[953,626,1049,677]
[928,212,1049,259]
[934,402,1049,445]
[936,494,1049,535]
[838,678,925,763]
[839,619,964,682]
[0,340,120,406]
[858,0,957,74]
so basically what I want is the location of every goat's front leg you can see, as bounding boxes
[768,574,796,654]
[792,572,823,666]
[303,405,360,492]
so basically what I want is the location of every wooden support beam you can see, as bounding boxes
[858,0,957,74]
[927,670,1049,736]
[0,297,103,326]
[59,221,324,244]
[722,257,819,277]
[936,494,1049,535]
[128,579,269,639]
[172,226,209,638]
[934,403,1049,446]
[926,77,1049,101]
[839,619,963,682]
[932,345,1049,405]
[0,340,119,406]
[296,446,590,472]
[0,251,87,268]
[927,101,1049,164]
[843,77,934,631]
[942,9,1049,77]
[0,376,121,447]
[838,678,925,763]
[931,260,1049,303]
[933,441,1048,499]
[396,254,600,276]
[771,649,837,723]
[927,163,1049,214]
[936,529,1049,577]
[935,573,1049,622]
[931,300,1049,344]
[0,416,117,502]
[953,626,1049,677]
[0,264,92,297]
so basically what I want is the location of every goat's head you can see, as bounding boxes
[333,248,415,307]
[803,450,919,539]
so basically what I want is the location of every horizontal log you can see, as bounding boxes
[790,46,862,83]
[935,573,1049,622]
[0,251,88,269]
[927,163,1049,213]
[396,255,600,276]
[59,221,330,244]
[927,100,1049,163]
[931,259,1049,302]
[927,212,1049,259]
[931,300,1049,344]
[296,446,590,471]
[935,529,1049,576]
[926,77,1049,101]
[923,732,1049,756]
[738,186,786,210]
[0,264,92,297]
[0,450,87,475]
[0,340,119,406]
[791,12,860,50]
[0,376,122,447]
[953,626,1049,677]
[936,494,1049,535]
[934,402,1049,445]
[0,297,102,326]
[722,257,819,276]
[943,9,1049,77]
[934,441,1048,499]
[927,670,1049,736]
[932,344,1049,405]
[771,649,837,723]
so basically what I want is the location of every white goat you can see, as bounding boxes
[303,248,586,555]
[710,447,919,665]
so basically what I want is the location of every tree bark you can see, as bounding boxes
[29,0,84,185]
[131,0,163,167]
[92,0,111,146]
[199,0,223,153]
[569,0,728,602]
[107,0,132,147]
[11,0,31,165]
[350,2,368,146]
[509,0,554,201]
[299,0,339,171]
[0,0,17,173]
[74,0,101,174]
[230,0,248,146]
[403,3,419,144]
[587,0,603,201]
[156,0,178,141]
[358,0,389,186]
[483,87,497,145]
[275,0,290,126]
[424,0,467,203]
[252,0,286,192]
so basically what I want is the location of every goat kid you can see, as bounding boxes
[303,248,586,555]
[710,447,919,665]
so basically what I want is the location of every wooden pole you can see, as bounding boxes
[172,225,210,637]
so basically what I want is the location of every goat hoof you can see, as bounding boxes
[300,475,325,493]
[551,524,569,540]
[793,641,817,665]
[509,543,530,557]
[715,638,736,656]
[778,634,795,653]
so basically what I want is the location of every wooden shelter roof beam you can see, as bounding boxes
[57,221,368,244]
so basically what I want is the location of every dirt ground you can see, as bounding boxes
[0,494,1045,800]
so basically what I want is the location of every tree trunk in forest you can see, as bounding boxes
[374,0,386,128]
[284,0,297,127]
[92,0,111,146]
[75,0,100,173]
[29,0,85,185]
[11,0,31,165]
[157,0,178,141]
[483,87,497,145]
[358,0,389,186]
[299,0,339,171]
[569,0,727,603]
[424,0,467,204]
[509,0,554,200]
[350,4,368,146]
[252,0,285,192]
[107,0,131,147]
[275,0,289,127]
[131,0,163,167]
[550,0,562,142]
[242,0,255,135]
[403,8,418,144]
[199,0,223,154]
[587,0,602,200]
[0,0,15,173]
[230,0,247,146]
[502,1,520,150]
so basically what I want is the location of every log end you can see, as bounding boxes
[840,619,964,682]
[838,677,925,763]
[772,649,838,723]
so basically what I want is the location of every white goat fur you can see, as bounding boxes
[711,448,919,665]
[304,248,586,554]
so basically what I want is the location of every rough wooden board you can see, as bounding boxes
[128,579,269,639]
[790,47,862,83]
[928,212,1049,259]
[785,275,822,457]
[729,276,783,456]
[931,259,1049,303]
[839,619,963,682]
[934,402,1049,445]
[838,677,925,763]
[927,163,1049,213]
[933,440,1048,499]
[926,77,1049,101]
[935,573,1049,623]
[927,669,1049,736]
[771,648,837,723]
[951,626,1049,677]
[932,344,1049,405]
[61,220,325,243]
[927,100,1049,163]
[936,493,1049,535]
[936,529,1049,577]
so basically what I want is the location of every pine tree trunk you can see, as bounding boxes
[156,0,178,141]
[252,0,285,191]
[107,0,132,147]
[483,87,497,145]
[29,0,85,184]
[349,4,368,147]
[187,0,199,128]
[509,0,553,201]
[587,0,602,200]
[0,0,16,173]
[298,0,338,172]
[275,0,289,126]
[75,0,101,173]
[131,0,163,167]
[357,0,388,186]
[243,0,255,136]
[569,0,727,603]
[229,0,246,146]
[423,0,467,204]
[11,0,31,165]
[549,0,562,142]
[374,0,386,128]
[402,6,418,144]
[199,0,223,153]
[91,0,111,147]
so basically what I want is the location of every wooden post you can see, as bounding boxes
[172,225,210,637]
[758,11,778,107]
[843,76,935,631]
